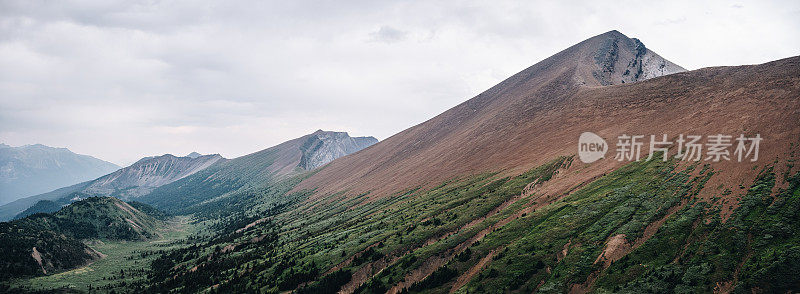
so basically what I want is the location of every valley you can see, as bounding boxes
[9,217,193,293]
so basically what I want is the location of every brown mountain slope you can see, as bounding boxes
[295,30,800,204]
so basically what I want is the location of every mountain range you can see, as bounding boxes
[137,130,378,214]
[1,30,798,293]
[0,130,377,220]
[0,144,120,205]
[0,152,222,221]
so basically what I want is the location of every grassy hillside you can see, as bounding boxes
[52,197,165,240]
[6,217,193,293]
[0,214,101,280]
[137,143,295,214]
[130,152,800,293]
[0,197,167,281]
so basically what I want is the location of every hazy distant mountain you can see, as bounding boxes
[0,153,224,221]
[0,144,120,205]
[138,130,377,213]
[0,182,89,221]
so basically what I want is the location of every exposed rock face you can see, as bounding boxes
[83,154,224,199]
[298,130,378,170]
[0,144,120,205]
[591,31,685,85]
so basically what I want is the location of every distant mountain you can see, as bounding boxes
[0,197,165,279]
[138,130,377,214]
[13,199,62,219]
[299,130,379,170]
[0,182,89,222]
[0,144,120,205]
[83,153,224,199]
[0,153,224,221]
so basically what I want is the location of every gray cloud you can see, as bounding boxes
[370,26,408,43]
[0,0,798,165]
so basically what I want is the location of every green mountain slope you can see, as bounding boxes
[138,130,376,214]
[136,35,800,293]
[51,197,165,240]
[0,197,166,280]
[140,154,800,294]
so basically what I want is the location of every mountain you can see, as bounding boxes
[139,31,800,293]
[0,181,89,221]
[5,31,799,293]
[82,153,224,199]
[0,144,120,205]
[294,30,693,197]
[299,130,379,170]
[0,197,165,280]
[138,130,378,214]
[0,153,224,221]
[265,31,797,293]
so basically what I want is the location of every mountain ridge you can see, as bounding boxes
[0,144,120,205]
[0,153,224,221]
[137,130,377,213]
[292,30,702,198]
[84,153,224,199]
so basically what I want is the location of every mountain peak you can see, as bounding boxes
[84,152,225,199]
[292,30,690,197]
[299,131,378,170]
[578,30,685,85]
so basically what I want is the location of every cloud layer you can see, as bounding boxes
[1,0,798,165]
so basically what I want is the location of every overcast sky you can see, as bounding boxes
[1,0,798,166]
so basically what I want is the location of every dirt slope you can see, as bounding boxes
[295,30,800,204]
